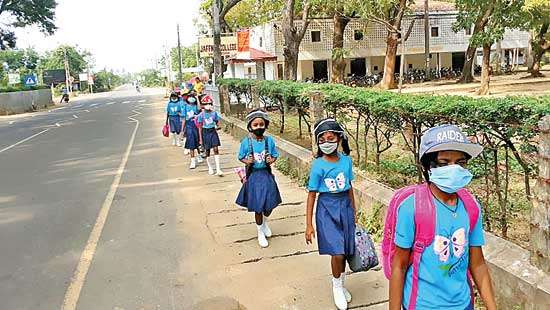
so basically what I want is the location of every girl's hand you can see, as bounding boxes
[242,158,254,165]
[266,156,276,165]
[305,225,316,244]
[354,212,358,224]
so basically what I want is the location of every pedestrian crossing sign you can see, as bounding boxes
[24,75,37,86]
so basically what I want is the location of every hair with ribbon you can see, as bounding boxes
[313,118,351,157]
[246,109,270,132]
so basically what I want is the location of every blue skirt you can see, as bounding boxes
[168,116,181,134]
[236,169,282,213]
[184,121,200,150]
[316,191,356,256]
[202,127,221,150]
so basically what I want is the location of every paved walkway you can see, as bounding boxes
[151,102,389,309]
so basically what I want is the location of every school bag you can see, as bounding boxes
[162,123,169,137]
[347,226,379,273]
[381,183,479,310]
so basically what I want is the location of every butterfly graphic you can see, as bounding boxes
[253,151,266,163]
[204,117,214,125]
[433,228,466,263]
[324,172,347,192]
[187,110,195,118]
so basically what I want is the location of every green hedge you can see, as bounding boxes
[0,85,50,93]
[220,78,550,238]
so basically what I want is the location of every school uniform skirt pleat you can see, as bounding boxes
[316,191,356,256]
[184,121,200,149]
[168,116,182,134]
[202,127,221,149]
[236,169,282,213]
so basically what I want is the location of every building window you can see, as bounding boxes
[354,30,364,41]
[465,26,473,36]
[431,27,439,37]
[408,64,413,69]
[259,37,263,47]
[373,65,379,71]
[311,31,321,42]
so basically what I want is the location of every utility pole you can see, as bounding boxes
[63,46,71,92]
[424,0,430,80]
[177,24,183,84]
[212,0,222,85]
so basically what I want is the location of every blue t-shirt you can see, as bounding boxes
[166,101,181,116]
[395,195,485,310]
[307,154,354,193]
[238,136,279,169]
[182,104,199,121]
[197,111,220,129]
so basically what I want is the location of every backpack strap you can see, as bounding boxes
[409,183,436,310]
[457,188,480,306]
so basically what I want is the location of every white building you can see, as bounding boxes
[224,2,529,81]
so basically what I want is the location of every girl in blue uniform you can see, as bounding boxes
[305,118,356,310]
[182,93,203,169]
[196,95,223,176]
[166,92,182,146]
[236,109,282,248]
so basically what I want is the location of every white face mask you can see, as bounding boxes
[204,104,213,110]
[319,142,338,154]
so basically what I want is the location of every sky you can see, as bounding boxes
[15,0,204,73]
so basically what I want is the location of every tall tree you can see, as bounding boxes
[282,0,311,81]
[453,0,496,83]
[352,0,413,89]
[0,0,57,49]
[41,45,91,78]
[523,0,550,77]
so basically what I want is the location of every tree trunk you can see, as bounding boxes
[212,0,223,82]
[282,0,311,81]
[283,44,299,80]
[331,11,350,84]
[458,1,495,83]
[380,31,399,90]
[530,23,549,78]
[477,43,491,95]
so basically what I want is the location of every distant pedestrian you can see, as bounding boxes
[166,92,182,147]
[196,95,223,176]
[236,109,282,248]
[384,124,496,310]
[305,118,356,310]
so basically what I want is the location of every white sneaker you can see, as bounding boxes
[341,273,352,303]
[171,134,177,146]
[214,155,224,176]
[176,140,181,147]
[189,158,196,169]
[257,225,269,248]
[206,157,214,175]
[261,216,272,238]
[208,167,214,175]
[332,276,348,310]
[197,155,203,163]
[184,148,190,155]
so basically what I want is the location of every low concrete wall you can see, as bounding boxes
[0,89,53,115]
[222,114,550,310]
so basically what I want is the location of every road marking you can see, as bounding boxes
[61,107,142,310]
[90,104,98,107]
[138,99,146,103]
[84,110,90,113]
[55,123,61,127]
[73,115,79,119]
[122,100,131,104]
[0,128,51,154]
[8,121,15,125]
[106,102,115,105]
[72,105,83,109]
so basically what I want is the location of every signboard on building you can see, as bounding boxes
[79,73,88,82]
[199,35,237,57]
[8,73,20,85]
[237,30,250,52]
[43,69,66,85]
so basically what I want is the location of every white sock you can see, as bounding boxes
[214,155,222,173]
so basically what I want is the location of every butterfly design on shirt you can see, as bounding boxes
[204,117,214,125]
[186,110,195,119]
[323,172,347,192]
[433,228,466,263]
[170,107,179,113]
[253,151,266,164]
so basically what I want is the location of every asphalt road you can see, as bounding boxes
[0,86,184,309]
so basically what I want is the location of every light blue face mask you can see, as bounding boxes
[429,164,473,194]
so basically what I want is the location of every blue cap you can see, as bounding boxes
[419,124,483,160]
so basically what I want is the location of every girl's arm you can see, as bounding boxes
[305,191,317,244]
[389,246,410,310]
[165,113,169,124]
[348,185,357,223]
[469,247,497,310]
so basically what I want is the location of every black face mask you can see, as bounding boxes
[252,128,266,137]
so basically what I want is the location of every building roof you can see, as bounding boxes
[411,1,456,12]
[226,48,277,64]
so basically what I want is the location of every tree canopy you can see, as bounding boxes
[0,0,57,49]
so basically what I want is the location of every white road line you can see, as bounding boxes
[61,107,142,310]
[122,100,131,104]
[8,121,15,125]
[72,105,83,109]
[138,99,146,103]
[90,104,98,107]
[73,115,79,119]
[55,123,61,127]
[0,128,51,154]
[106,102,115,105]
[84,110,90,113]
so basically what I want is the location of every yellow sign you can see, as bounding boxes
[199,35,237,58]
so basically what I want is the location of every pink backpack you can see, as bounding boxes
[381,183,479,310]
